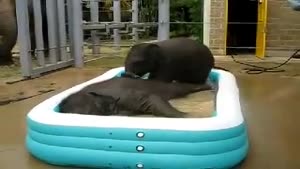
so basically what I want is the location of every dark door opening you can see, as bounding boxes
[226,0,258,55]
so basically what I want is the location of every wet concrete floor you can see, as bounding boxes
[0,58,300,169]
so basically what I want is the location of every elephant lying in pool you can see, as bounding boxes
[59,77,212,118]
[123,37,225,84]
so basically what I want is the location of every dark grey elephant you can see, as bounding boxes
[0,0,49,65]
[0,0,17,65]
[123,37,216,84]
[59,77,211,118]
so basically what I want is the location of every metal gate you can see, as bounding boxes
[15,0,75,78]
[15,0,170,78]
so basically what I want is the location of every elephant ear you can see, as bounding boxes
[144,44,165,67]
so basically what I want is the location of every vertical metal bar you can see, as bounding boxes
[158,0,170,41]
[67,0,73,60]
[33,0,45,67]
[26,0,32,52]
[15,0,32,77]
[72,0,84,67]
[57,0,68,61]
[54,0,61,61]
[90,0,100,54]
[113,0,121,51]
[132,0,139,42]
[203,0,211,47]
[46,0,59,64]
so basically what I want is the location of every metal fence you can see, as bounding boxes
[12,0,300,79]
[15,0,171,78]
[80,0,169,60]
[15,0,75,78]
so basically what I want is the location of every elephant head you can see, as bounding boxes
[59,91,120,116]
[123,43,164,78]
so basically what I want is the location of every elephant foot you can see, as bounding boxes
[0,57,14,66]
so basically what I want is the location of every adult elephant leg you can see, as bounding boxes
[0,0,18,65]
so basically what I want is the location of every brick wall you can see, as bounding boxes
[266,0,300,57]
[208,0,300,57]
[209,0,227,56]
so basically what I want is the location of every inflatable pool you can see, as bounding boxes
[26,67,249,169]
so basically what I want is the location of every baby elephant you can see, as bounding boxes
[123,37,215,84]
[59,77,212,118]
[59,91,120,116]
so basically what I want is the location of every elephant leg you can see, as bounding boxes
[0,33,15,65]
[141,94,187,118]
[0,48,14,65]
[0,9,17,65]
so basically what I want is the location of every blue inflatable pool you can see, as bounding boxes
[26,67,249,169]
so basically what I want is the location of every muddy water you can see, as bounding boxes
[0,93,75,169]
[0,67,300,168]
[236,75,300,169]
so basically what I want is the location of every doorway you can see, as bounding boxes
[226,0,258,55]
